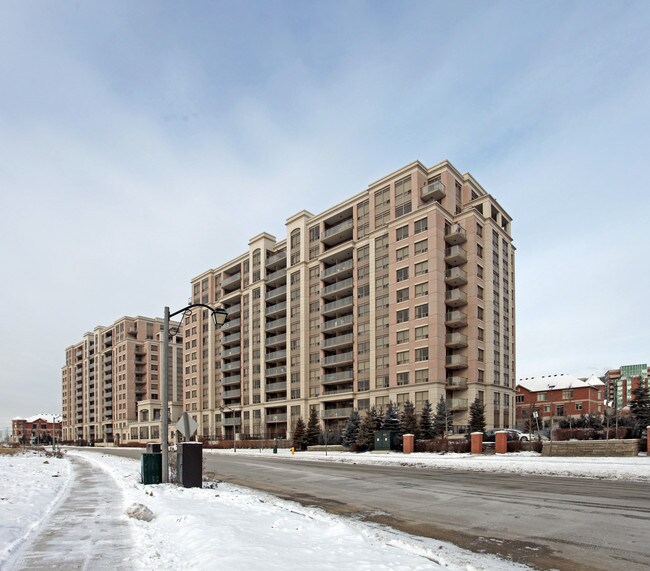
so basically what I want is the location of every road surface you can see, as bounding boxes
[90,448,650,570]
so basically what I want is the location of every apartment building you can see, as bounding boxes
[11,414,62,444]
[61,316,182,444]
[605,364,649,411]
[183,159,515,440]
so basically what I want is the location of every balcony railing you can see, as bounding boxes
[322,351,354,366]
[321,259,353,280]
[444,224,467,245]
[322,296,354,316]
[222,360,241,372]
[223,389,241,399]
[223,417,241,426]
[321,277,354,298]
[445,289,468,307]
[265,301,287,317]
[265,349,287,363]
[265,365,287,378]
[266,413,288,423]
[265,285,287,301]
[322,333,354,349]
[266,250,287,268]
[222,273,241,290]
[322,314,354,332]
[266,268,287,284]
[445,354,468,369]
[445,332,468,348]
[445,310,467,329]
[266,317,287,332]
[265,381,287,392]
[444,245,467,267]
[221,375,241,386]
[449,398,469,411]
[322,219,354,246]
[445,267,468,286]
[322,407,353,419]
[421,180,445,201]
[446,376,468,390]
[322,370,354,384]
[265,333,287,348]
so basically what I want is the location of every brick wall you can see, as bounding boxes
[541,439,642,457]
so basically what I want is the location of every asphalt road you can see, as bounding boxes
[89,448,650,571]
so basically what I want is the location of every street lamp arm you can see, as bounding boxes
[169,303,221,319]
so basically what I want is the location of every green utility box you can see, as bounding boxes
[374,430,400,451]
[141,452,162,485]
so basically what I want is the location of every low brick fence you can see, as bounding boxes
[542,439,642,457]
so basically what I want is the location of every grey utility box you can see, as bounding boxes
[374,430,400,451]
[176,442,203,488]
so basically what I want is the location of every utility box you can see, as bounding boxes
[374,430,400,451]
[141,452,162,485]
[146,442,161,454]
[177,442,203,488]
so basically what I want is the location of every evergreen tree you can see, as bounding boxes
[468,397,486,433]
[630,384,650,434]
[292,418,307,451]
[399,400,418,437]
[433,396,452,437]
[369,406,383,431]
[382,401,400,431]
[418,400,435,440]
[342,409,361,447]
[306,407,321,446]
[355,409,377,451]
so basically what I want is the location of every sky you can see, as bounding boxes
[1,0,649,429]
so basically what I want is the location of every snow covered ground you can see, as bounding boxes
[1,448,648,569]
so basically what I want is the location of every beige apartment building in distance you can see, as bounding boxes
[184,159,515,440]
[62,316,183,444]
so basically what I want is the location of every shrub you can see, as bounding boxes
[415,438,469,453]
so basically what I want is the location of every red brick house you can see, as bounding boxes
[12,414,62,444]
[515,374,605,430]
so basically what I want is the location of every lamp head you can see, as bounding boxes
[212,307,228,327]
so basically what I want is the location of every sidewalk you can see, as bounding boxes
[7,454,133,570]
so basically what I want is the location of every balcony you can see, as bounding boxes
[322,351,354,366]
[223,417,241,426]
[446,354,468,369]
[446,376,468,390]
[266,268,287,286]
[226,303,241,318]
[322,314,354,333]
[265,285,287,302]
[222,272,241,291]
[322,370,354,384]
[265,300,287,318]
[266,365,287,378]
[445,310,467,329]
[222,332,241,346]
[266,317,287,333]
[265,349,287,363]
[445,224,467,245]
[321,259,354,282]
[265,381,287,392]
[421,180,445,202]
[265,333,287,348]
[445,289,468,307]
[322,386,354,397]
[445,267,468,287]
[222,346,241,359]
[321,296,354,317]
[449,398,469,411]
[322,333,354,349]
[321,218,354,247]
[223,389,241,399]
[221,317,241,332]
[266,412,288,424]
[266,250,287,271]
[222,360,241,372]
[444,245,467,267]
[445,332,468,349]
[322,407,353,419]
[221,375,241,386]
[321,277,354,299]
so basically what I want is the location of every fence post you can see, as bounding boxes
[403,434,414,454]
[471,432,483,454]
[495,431,508,454]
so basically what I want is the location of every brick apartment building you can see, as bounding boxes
[515,374,605,430]
[11,414,62,444]
[604,363,649,411]
[61,316,183,444]
[182,159,516,440]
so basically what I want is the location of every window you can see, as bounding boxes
[556,404,565,416]
[478,369,484,383]
[396,246,409,261]
[415,304,429,319]
[562,389,574,399]
[415,369,428,383]
[478,348,484,362]
[477,285,483,300]
[544,405,551,413]
[575,402,583,410]
[414,217,428,234]
[414,282,428,297]
[415,347,429,361]
[478,327,484,341]
[477,264,483,279]
[414,261,428,276]
[396,225,409,241]
[396,267,409,282]
[477,244,483,258]
[396,309,409,323]
[395,201,412,218]
[396,330,409,344]
[515,394,524,404]
[414,239,428,255]
[376,376,389,389]
[397,372,409,386]
[537,393,547,402]
[477,307,484,320]
[396,287,409,302]
[415,325,428,340]
[397,351,409,365]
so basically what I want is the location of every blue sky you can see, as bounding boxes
[1,1,649,429]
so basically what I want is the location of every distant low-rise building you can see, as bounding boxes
[12,414,62,444]
[515,374,605,430]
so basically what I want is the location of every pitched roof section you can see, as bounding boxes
[516,374,603,393]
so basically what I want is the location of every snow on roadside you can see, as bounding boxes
[205,448,650,482]
[0,451,70,567]
[72,450,530,570]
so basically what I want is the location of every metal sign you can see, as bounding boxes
[175,412,198,439]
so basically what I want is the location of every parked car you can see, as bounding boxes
[482,429,521,442]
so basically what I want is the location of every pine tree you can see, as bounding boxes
[433,396,452,438]
[342,409,361,447]
[399,400,418,437]
[306,407,321,446]
[382,401,400,431]
[418,400,435,440]
[355,409,377,451]
[369,406,383,431]
[468,397,486,433]
[630,384,650,434]
[292,418,307,451]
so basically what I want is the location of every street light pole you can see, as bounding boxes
[161,303,227,484]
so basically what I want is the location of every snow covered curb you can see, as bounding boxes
[205,448,650,482]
